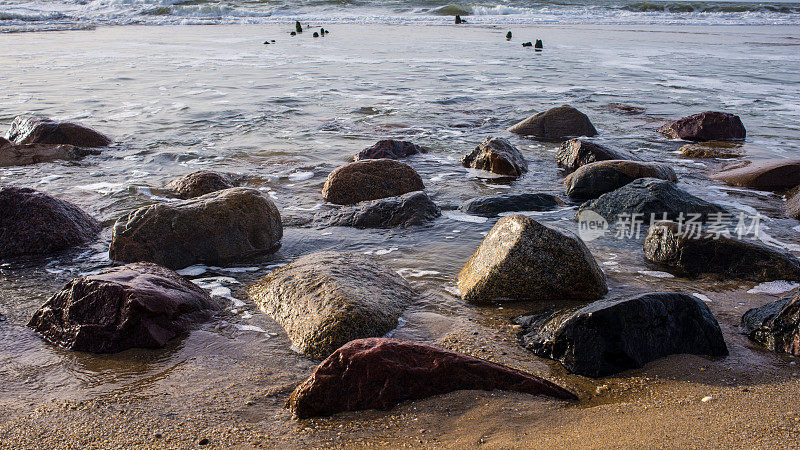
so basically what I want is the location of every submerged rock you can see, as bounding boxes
[289,337,577,418]
[657,111,745,141]
[557,139,638,172]
[516,292,728,377]
[249,251,416,359]
[170,170,234,199]
[322,159,425,205]
[457,214,607,303]
[679,141,745,159]
[460,193,561,217]
[110,187,282,269]
[521,42,532,47]
[28,262,220,353]
[507,105,597,141]
[0,186,100,259]
[742,291,800,356]
[461,137,528,177]
[0,143,100,167]
[353,139,426,161]
[315,191,440,228]
[6,116,112,147]
[565,160,677,200]
[711,159,800,191]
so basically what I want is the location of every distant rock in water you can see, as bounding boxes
[565,160,677,200]
[6,116,112,148]
[322,159,425,205]
[711,159,800,191]
[0,186,100,260]
[522,41,532,47]
[315,191,440,228]
[313,32,319,38]
[534,39,543,50]
[460,193,561,217]
[170,171,234,199]
[742,290,800,357]
[679,141,745,159]
[295,21,302,33]
[0,142,100,167]
[557,139,639,172]
[461,137,528,177]
[506,31,512,40]
[455,15,463,24]
[353,139,426,161]
[288,338,577,418]
[508,105,598,141]
[28,262,220,353]
[657,111,745,141]
[290,31,296,36]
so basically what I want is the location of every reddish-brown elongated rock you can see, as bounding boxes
[711,159,800,192]
[657,111,745,141]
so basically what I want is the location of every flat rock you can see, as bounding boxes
[457,214,607,303]
[249,251,416,359]
[557,139,638,172]
[679,141,745,158]
[0,143,100,167]
[565,160,677,200]
[288,337,577,418]
[742,290,800,356]
[657,111,745,141]
[28,262,220,353]
[461,137,528,177]
[353,140,426,161]
[516,292,728,377]
[110,187,282,269]
[508,105,598,141]
[460,193,561,217]
[315,191,440,228]
[6,115,112,147]
[711,159,800,191]
[170,171,234,199]
[322,159,425,205]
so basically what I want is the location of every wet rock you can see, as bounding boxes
[786,187,800,219]
[457,214,607,303]
[557,139,638,172]
[460,193,561,217]
[0,186,100,259]
[110,187,282,269]
[506,31,512,40]
[288,337,577,418]
[249,252,416,359]
[516,292,728,377]
[0,136,10,147]
[742,290,800,356]
[6,116,112,147]
[313,32,319,38]
[461,137,528,177]
[353,139,426,161]
[711,159,800,191]
[679,141,745,159]
[0,143,100,167]
[657,111,746,141]
[534,39,543,49]
[508,105,598,141]
[315,191,440,228]
[455,15,463,24]
[295,21,302,33]
[565,160,677,200]
[28,262,220,353]
[169,170,234,199]
[643,220,800,281]
[322,159,425,205]
[290,31,296,36]
[522,42,532,47]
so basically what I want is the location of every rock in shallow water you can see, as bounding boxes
[565,160,677,200]
[6,115,112,147]
[461,137,528,177]
[786,188,800,220]
[460,193,561,217]
[0,143,100,167]
[657,111,745,142]
[516,292,728,377]
[288,337,577,418]
[711,159,800,191]
[508,105,597,141]
[557,139,639,172]
[170,170,234,199]
[742,290,800,356]
[353,139,426,161]
[28,262,220,353]
[679,141,745,159]
[322,159,425,205]
[315,191,440,228]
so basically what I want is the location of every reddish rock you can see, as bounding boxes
[657,111,745,141]
[565,160,677,200]
[170,171,233,199]
[322,159,424,205]
[461,137,528,177]
[289,338,577,418]
[0,136,11,147]
[711,159,800,191]
[353,140,426,161]
[6,116,112,147]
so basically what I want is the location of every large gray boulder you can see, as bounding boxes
[461,137,528,177]
[6,115,112,147]
[565,160,677,200]
[315,191,440,228]
[322,159,424,205]
[742,290,800,356]
[460,193,561,218]
[508,105,597,141]
[557,139,638,172]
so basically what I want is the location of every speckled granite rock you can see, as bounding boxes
[169,171,234,199]
[565,160,677,200]
[742,290,800,356]
[322,159,424,205]
[508,105,597,141]
[6,115,112,147]
[460,193,561,217]
[315,191,440,228]
[657,111,745,141]
[461,137,528,177]
[557,139,638,172]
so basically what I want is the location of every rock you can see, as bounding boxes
[353,139,426,161]
[249,251,416,359]
[313,32,319,38]
[0,136,11,147]
[786,187,800,220]
[0,143,100,167]
[290,31,296,36]
[169,171,233,199]
[28,262,220,353]
[535,39,543,49]
[742,290,800,356]
[679,141,745,158]
[460,193,561,217]
[522,42,532,47]
[295,21,302,33]
[315,191,440,228]
[643,220,800,281]
[711,159,800,191]
[516,292,728,377]
[557,139,638,172]
[6,116,112,147]
[577,178,728,224]
[288,338,577,418]
[657,111,745,141]
[322,159,425,205]
[565,160,677,200]
[110,187,282,269]
[508,105,598,141]
[455,15,462,24]
[457,214,607,303]
[0,186,100,259]
[506,31,512,40]
[461,137,528,177]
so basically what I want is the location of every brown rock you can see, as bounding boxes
[557,139,638,172]
[170,171,234,199]
[0,136,11,147]
[564,160,677,200]
[786,187,800,219]
[6,116,112,147]
[711,159,800,191]
[353,140,426,161]
[322,159,424,205]
[657,111,745,141]
[679,141,745,159]
[461,137,528,177]
[0,143,100,167]
[507,105,597,141]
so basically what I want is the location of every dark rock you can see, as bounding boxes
[288,337,577,418]
[534,39,543,49]
[506,31,512,40]
[322,159,425,205]
[711,159,800,191]
[557,139,638,172]
[786,187,800,220]
[6,116,112,147]
[644,220,800,281]
[508,105,598,141]
[110,187,282,269]
[169,170,233,199]
[679,141,745,159]
[315,191,440,228]
[28,262,220,353]
[320,28,325,36]
[461,137,528,177]
[0,186,100,259]
[516,292,728,377]
[742,291,800,356]
[198,438,209,446]
[353,139,426,161]
[565,160,677,200]
[455,15,462,24]
[657,111,745,141]
[313,32,319,38]
[460,193,561,217]
[290,31,296,36]
[0,143,100,167]
[0,136,11,147]
[263,41,270,45]
[249,251,416,359]
[295,21,302,33]
[457,214,607,303]
[522,42,532,47]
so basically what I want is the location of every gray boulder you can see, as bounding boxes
[6,115,112,147]
[315,191,440,228]
[557,139,638,172]
[508,105,597,141]
[460,193,561,217]
[322,159,424,205]
[742,291,800,356]
[461,137,528,177]
[565,160,677,200]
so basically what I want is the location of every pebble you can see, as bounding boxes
[701,396,714,402]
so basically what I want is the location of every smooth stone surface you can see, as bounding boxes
[507,105,598,141]
[315,191,440,228]
[679,141,745,158]
[557,139,638,172]
[565,160,677,200]
[353,139,426,161]
[6,115,112,147]
[786,187,800,219]
[516,292,729,377]
[742,290,800,356]
[461,137,528,177]
[711,159,800,191]
[322,159,425,205]
[28,262,220,353]
[170,171,234,199]
[110,187,282,269]
[657,111,746,141]
[460,193,561,217]
[0,143,100,167]
[457,214,607,303]
[288,337,578,418]
[249,251,416,359]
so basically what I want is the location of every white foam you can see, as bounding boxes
[236,324,266,333]
[638,270,675,279]
[747,280,800,295]
[288,171,314,181]
[444,211,488,224]
[396,268,440,278]
[177,265,208,276]
[364,246,399,256]
[77,182,125,195]
[693,293,713,303]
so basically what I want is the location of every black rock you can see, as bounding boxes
[263,41,270,44]
[315,191,440,228]
[290,31,296,36]
[313,32,319,38]
[455,15,462,24]
[557,139,639,172]
[295,21,302,33]
[742,291,800,356]
[535,39,543,49]
[522,42,533,47]
[460,193,561,217]
[353,139,426,161]
[506,31,512,40]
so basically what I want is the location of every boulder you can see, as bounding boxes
[322,159,424,205]
[786,187,800,220]
[249,251,416,359]
[315,191,440,228]
[170,171,233,199]
[110,187,282,269]
[353,140,425,161]
[461,137,528,177]
[657,111,745,141]
[742,291,800,356]
[460,193,561,217]
[711,159,800,191]
[457,214,607,303]
[644,221,800,282]
[557,139,638,172]
[288,338,577,418]
[516,292,728,377]
[0,143,100,167]
[508,105,597,141]
[0,186,100,259]
[679,141,745,159]
[0,136,11,147]
[28,262,220,353]
[6,116,112,147]
[564,160,677,200]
